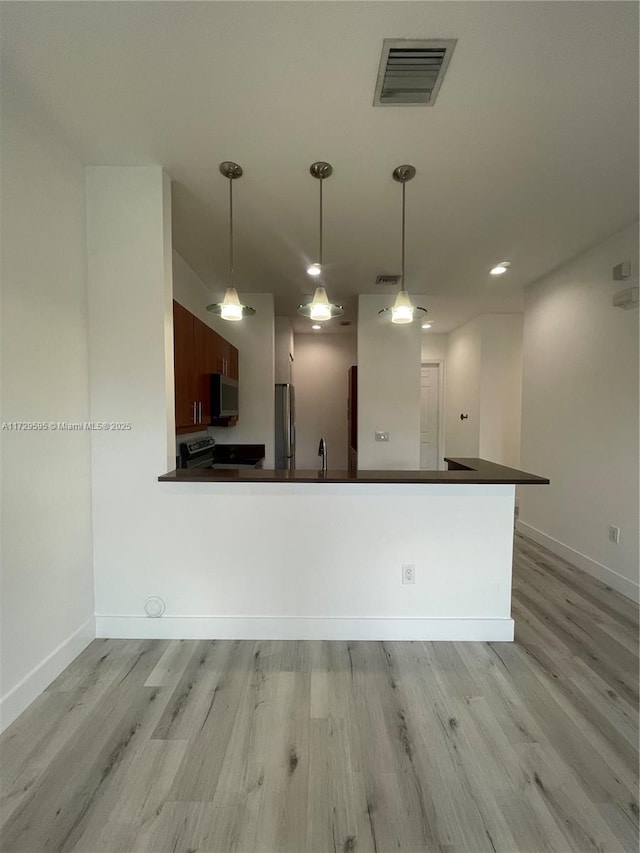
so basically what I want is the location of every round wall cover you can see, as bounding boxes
[144,596,166,618]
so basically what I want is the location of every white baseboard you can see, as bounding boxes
[96,615,514,642]
[0,616,95,734]
[516,520,639,603]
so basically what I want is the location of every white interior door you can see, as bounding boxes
[420,363,441,469]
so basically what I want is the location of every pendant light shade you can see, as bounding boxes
[298,162,344,322]
[378,165,427,324]
[299,285,333,322]
[207,161,255,321]
[390,290,415,324]
[219,287,243,321]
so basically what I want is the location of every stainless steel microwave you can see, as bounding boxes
[210,373,238,418]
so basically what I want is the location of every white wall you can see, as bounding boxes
[518,223,639,601]
[172,251,275,467]
[293,333,357,469]
[87,166,176,630]
[274,316,294,385]
[444,318,483,457]
[479,316,523,468]
[421,333,447,362]
[444,314,523,468]
[0,79,95,731]
[357,294,424,469]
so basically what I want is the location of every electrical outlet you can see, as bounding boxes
[402,564,415,584]
[375,431,390,442]
[609,525,621,544]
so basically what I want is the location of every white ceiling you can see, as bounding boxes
[2,1,638,333]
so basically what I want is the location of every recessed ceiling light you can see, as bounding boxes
[312,324,321,330]
[422,323,432,329]
[490,261,511,276]
[307,262,321,277]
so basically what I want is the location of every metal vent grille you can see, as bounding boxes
[375,274,402,286]
[374,39,457,106]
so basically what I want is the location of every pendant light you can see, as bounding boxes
[298,161,344,323]
[378,165,427,325]
[207,161,255,321]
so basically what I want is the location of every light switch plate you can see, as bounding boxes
[375,431,389,442]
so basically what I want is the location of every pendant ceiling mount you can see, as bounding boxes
[310,161,333,180]
[392,164,416,183]
[219,161,243,180]
[379,163,427,324]
[207,161,255,321]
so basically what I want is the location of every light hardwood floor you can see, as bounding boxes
[1,533,638,853]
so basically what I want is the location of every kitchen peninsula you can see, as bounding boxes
[159,458,548,485]
[151,459,549,643]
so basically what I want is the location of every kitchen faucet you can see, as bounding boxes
[318,437,327,474]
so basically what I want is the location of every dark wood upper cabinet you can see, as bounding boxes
[204,322,221,378]
[173,300,240,434]
[217,337,229,375]
[173,301,196,429]
[228,345,239,381]
[216,336,238,378]
[193,317,212,426]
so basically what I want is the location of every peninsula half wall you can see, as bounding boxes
[96,459,552,643]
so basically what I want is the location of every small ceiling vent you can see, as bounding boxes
[375,274,402,286]
[374,39,457,106]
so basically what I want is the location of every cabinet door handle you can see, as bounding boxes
[199,401,202,423]
[192,402,197,424]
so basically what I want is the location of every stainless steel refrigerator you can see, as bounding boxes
[275,383,296,469]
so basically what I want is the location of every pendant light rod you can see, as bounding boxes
[378,164,426,324]
[300,161,343,321]
[310,161,333,268]
[392,164,415,287]
[229,171,234,288]
[208,162,255,320]
[401,179,405,285]
[219,161,243,290]
[319,176,323,266]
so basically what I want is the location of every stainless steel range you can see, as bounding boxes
[179,438,265,469]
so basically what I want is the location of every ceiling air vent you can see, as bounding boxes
[373,39,457,106]
[375,274,402,286]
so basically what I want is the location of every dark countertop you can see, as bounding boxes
[158,458,549,485]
